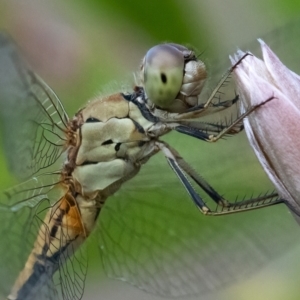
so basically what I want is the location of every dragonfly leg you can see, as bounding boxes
[174,151,283,215]
[217,192,284,215]
[157,142,211,214]
[198,53,251,111]
[158,141,283,216]
[206,96,275,143]
[148,91,239,122]
[173,95,275,143]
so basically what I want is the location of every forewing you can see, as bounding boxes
[0,33,69,180]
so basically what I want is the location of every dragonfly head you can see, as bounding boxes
[141,43,207,112]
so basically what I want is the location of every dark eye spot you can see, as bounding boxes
[115,143,121,151]
[102,139,113,145]
[86,117,100,123]
[161,73,167,84]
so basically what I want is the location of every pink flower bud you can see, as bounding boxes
[231,40,300,217]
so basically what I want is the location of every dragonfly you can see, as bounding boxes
[0,22,299,300]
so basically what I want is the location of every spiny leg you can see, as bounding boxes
[200,53,250,110]
[158,141,283,216]
[173,96,274,142]
[207,96,274,142]
[216,193,283,215]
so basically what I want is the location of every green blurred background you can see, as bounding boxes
[1,0,300,299]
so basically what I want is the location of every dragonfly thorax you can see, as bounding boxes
[69,92,160,199]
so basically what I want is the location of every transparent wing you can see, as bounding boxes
[0,33,87,299]
[0,33,69,180]
[54,236,88,300]
[0,176,88,300]
[0,174,62,298]
[98,163,300,297]
[96,18,300,297]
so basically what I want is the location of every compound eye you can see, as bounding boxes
[142,44,185,108]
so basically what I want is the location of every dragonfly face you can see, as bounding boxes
[0,30,299,300]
